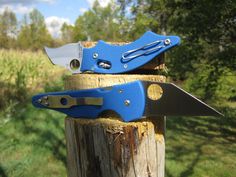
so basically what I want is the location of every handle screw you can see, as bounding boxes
[43,96,48,100]
[164,39,171,45]
[119,89,123,93]
[124,100,130,106]
[38,99,42,103]
[93,53,98,59]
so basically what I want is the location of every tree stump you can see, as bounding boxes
[65,74,166,177]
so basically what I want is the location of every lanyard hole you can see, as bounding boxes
[60,97,68,105]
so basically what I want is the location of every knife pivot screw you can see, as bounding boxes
[164,39,171,45]
[93,53,98,59]
[124,64,128,69]
[124,100,130,106]
[37,99,42,103]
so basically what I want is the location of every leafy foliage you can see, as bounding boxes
[73,1,122,41]
[131,0,236,101]
[17,9,53,50]
[0,1,235,176]
[0,49,65,113]
[0,8,17,49]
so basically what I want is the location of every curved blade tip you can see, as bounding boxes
[44,46,56,65]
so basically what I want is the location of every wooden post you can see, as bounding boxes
[64,74,166,177]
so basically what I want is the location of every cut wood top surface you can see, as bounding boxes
[65,74,166,141]
[65,74,166,90]
[64,63,166,177]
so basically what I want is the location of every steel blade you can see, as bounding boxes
[44,42,83,73]
[143,82,223,117]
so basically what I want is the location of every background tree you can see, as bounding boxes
[164,0,236,100]
[0,0,234,101]
[17,9,52,50]
[60,23,75,43]
[73,0,122,41]
[127,0,236,101]
[0,8,17,48]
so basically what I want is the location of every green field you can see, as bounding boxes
[0,50,235,177]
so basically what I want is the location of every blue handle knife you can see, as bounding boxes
[45,31,180,74]
[32,81,222,122]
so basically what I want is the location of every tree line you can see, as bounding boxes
[0,0,235,102]
[0,8,52,50]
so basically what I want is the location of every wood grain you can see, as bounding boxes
[65,74,166,177]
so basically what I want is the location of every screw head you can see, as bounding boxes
[93,53,98,59]
[37,99,42,103]
[164,39,171,45]
[124,100,130,106]
[43,96,48,100]
[118,89,123,93]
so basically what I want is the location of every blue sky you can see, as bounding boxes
[36,0,90,23]
[0,0,111,37]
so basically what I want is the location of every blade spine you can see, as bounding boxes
[44,46,56,65]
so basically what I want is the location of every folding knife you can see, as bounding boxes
[32,81,222,122]
[45,31,180,74]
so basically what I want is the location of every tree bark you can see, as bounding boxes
[64,74,166,177]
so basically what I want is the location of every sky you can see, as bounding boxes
[0,0,111,37]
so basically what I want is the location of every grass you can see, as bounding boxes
[0,49,67,177]
[0,49,65,110]
[0,105,66,177]
[166,111,236,177]
[0,49,235,177]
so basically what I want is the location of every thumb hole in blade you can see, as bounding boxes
[147,84,163,101]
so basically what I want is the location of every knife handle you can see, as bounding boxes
[81,31,180,73]
[32,81,146,122]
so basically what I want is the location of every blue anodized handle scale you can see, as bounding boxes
[32,81,146,122]
[82,31,180,73]
[32,81,222,122]
[45,31,180,74]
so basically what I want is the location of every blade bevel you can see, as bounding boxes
[143,81,223,117]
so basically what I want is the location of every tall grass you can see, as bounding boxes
[0,49,67,177]
[0,49,65,113]
[0,49,235,177]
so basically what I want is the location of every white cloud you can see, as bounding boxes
[0,0,54,15]
[40,0,55,3]
[86,0,111,7]
[0,0,55,6]
[45,16,72,38]
[79,7,88,14]
[15,5,33,14]
[0,4,33,14]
